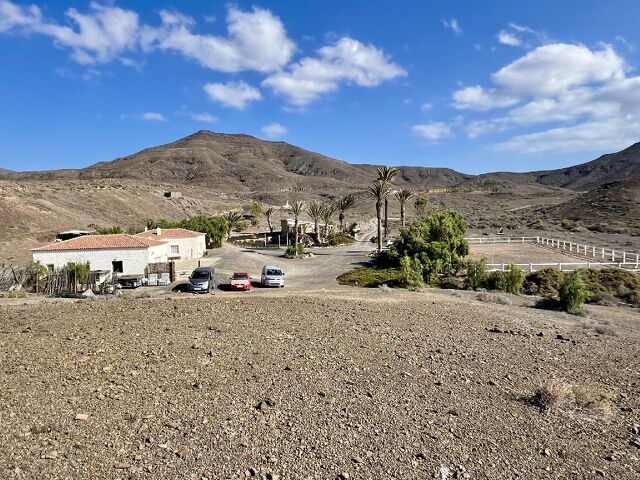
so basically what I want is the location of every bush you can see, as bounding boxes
[524,268,566,297]
[151,215,228,248]
[337,268,403,287]
[503,264,525,294]
[61,262,91,284]
[559,271,588,314]
[389,209,469,284]
[328,234,356,246]
[400,255,425,288]
[484,264,524,294]
[95,225,124,235]
[579,268,640,305]
[286,244,305,256]
[560,218,574,230]
[464,258,488,290]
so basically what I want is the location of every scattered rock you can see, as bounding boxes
[114,462,131,470]
[74,413,89,421]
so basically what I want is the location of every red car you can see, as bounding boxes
[230,271,251,291]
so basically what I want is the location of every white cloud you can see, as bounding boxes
[261,122,288,139]
[203,80,262,109]
[420,102,432,111]
[492,44,625,98]
[447,40,640,154]
[493,117,640,154]
[262,37,406,106]
[153,6,295,73]
[497,30,521,46]
[142,112,165,121]
[0,2,295,72]
[442,18,462,35]
[0,1,141,64]
[412,122,452,142]
[190,112,217,123]
[452,85,518,111]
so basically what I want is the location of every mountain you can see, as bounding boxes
[534,142,640,191]
[546,176,640,232]
[3,130,470,191]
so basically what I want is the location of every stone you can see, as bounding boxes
[114,462,131,469]
[74,413,89,421]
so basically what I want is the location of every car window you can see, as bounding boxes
[192,271,209,279]
[266,269,282,276]
[233,273,249,280]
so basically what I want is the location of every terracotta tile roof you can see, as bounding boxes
[32,234,166,252]
[135,228,204,239]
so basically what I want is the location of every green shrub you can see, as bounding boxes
[95,225,124,235]
[61,262,91,284]
[579,268,640,305]
[337,267,403,287]
[561,218,574,230]
[400,255,425,288]
[503,264,525,294]
[329,234,356,246]
[286,244,305,256]
[485,264,524,294]
[524,268,566,297]
[464,258,488,290]
[559,271,588,314]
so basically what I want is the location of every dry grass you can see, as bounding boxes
[533,379,614,416]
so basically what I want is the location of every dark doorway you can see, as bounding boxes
[112,261,124,273]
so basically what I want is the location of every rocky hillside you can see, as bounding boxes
[2,131,470,192]
[545,176,640,233]
[535,142,640,191]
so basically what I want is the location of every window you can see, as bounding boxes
[170,245,180,254]
[112,261,123,273]
[47,264,55,272]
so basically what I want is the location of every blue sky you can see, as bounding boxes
[1,0,639,174]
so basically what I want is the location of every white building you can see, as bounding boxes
[134,228,206,260]
[31,234,169,275]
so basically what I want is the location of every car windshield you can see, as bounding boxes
[192,271,209,279]
[233,273,249,280]
[266,269,282,276]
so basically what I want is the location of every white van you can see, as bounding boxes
[261,265,285,288]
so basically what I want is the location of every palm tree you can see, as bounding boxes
[377,166,398,238]
[395,189,414,227]
[223,210,243,237]
[336,194,356,232]
[368,180,392,253]
[290,200,306,256]
[306,200,324,242]
[320,202,337,242]
[262,206,276,233]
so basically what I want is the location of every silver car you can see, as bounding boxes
[261,265,285,287]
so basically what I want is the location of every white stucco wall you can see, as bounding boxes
[32,248,151,275]
[147,244,169,264]
[164,235,206,260]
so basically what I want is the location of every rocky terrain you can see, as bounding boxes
[0,289,639,479]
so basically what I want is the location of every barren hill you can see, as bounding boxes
[3,130,469,192]
[545,176,640,232]
[535,142,640,191]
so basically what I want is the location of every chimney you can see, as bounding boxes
[157,227,162,236]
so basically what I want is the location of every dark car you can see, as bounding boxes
[188,266,215,293]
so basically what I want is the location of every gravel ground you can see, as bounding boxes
[468,243,604,265]
[1,288,639,480]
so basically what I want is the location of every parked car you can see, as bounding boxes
[261,265,285,288]
[384,238,394,247]
[230,271,251,291]
[188,266,215,293]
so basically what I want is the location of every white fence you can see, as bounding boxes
[466,236,640,272]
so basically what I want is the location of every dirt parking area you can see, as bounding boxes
[1,289,639,479]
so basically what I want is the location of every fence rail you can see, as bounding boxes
[466,236,640,272]
[486,262,640,273]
